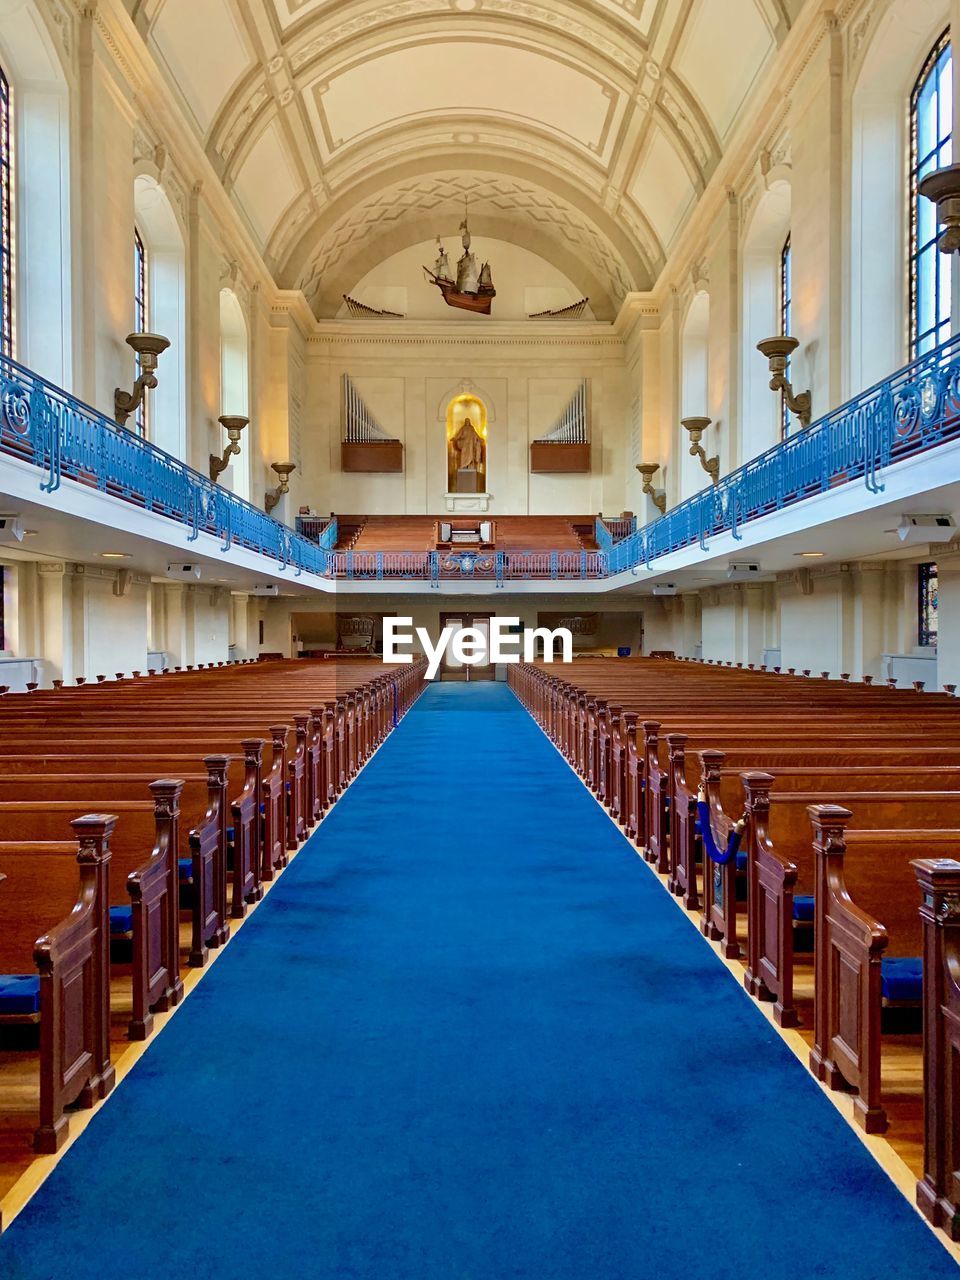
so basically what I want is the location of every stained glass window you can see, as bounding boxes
[910,33,952,359]
[779,234,792,438]
[0,65,13,359]
[919,562,939,647]
[134,227,147,436]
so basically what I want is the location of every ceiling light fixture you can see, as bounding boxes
[101,552,131,559]
[796,551,825,558]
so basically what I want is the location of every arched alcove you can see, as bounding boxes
[849,0,950,394]
[446,394,488,494]
[134,174,186,460]
[219,288,250,501]
[741,179,791,463]
[0,2,72,386]
[680,290,710,500]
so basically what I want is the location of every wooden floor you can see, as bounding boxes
[700,914,924,1178]
[0,919,194,1214]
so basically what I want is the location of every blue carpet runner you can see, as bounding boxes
[1,682,955,1278]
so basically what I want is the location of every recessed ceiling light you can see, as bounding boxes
[796,551,825,558]
[101,552,131,559]
[22,529,38,537]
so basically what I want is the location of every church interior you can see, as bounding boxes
[1,0,960,1274]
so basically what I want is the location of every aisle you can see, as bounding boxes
[1,683,954,1278]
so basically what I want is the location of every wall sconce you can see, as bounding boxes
[114,332,170,428]
[210,415,248,484]
[265,461,296,514]
[681,417,719,484]
[918,165,960,253]
[635,463,666,515]
[756,336,811,428]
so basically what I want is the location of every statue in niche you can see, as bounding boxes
[451,420,485,474]
[445,393,488,494]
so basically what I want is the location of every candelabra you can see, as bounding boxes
[265,461,296,514]
[210,415,248,484]
[918,164,960,253]
[114,332,170,429]
[681,417,719,484]
[756,336,811,428]
[635,463,666,515]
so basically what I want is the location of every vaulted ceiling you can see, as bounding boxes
[130,0,802,318]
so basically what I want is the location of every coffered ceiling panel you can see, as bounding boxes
[151,0,253,132]
[630,125,696,250]
[271,0,334,32]
[310,41,620,160]
[672,0,776,138]
[232,120,301,242]
[134,0,805,308]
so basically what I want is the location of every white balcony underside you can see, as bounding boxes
[2,433,959,597]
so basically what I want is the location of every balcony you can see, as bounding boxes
[2,338,960,588]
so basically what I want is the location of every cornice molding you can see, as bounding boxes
[304,321,626,354]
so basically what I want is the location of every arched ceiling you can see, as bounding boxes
[130,0,803,317]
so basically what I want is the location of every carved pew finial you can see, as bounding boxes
[913,857,960,1237]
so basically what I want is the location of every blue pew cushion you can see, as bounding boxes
[178,858,193,882]
[110,905,134,936]
[736,851,748,873]
[0,975,41,1016]
[881,957,923,1003]
[226,826,234,843]
[793,895,815,924]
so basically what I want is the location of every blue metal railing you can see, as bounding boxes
[604,334,960,574]
[0,352,332,578]
[595,515,636,548]
[3,335,960,584]
[295,514,339,550]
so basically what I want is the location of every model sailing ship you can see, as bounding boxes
[424,213,496,314]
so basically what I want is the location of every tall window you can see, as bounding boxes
[133,227,148,436]
[910,33,953,359]
[919,562,939,647]
[779,234,792,438]
[0,65,13,360]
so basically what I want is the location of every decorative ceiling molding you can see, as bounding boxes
[282,168,645,318]
[115,0,816,312]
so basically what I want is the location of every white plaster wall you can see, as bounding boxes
[302,333,627,516]
[82,572,150,678]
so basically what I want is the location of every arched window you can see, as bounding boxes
[0,64,13,359]
[219,288,250,501]
[133,175,186,459]
[779,234,792,438]
[133,227,147,436]
[680,291,710,499]
[741,179,791,464]
[910,32,952,358]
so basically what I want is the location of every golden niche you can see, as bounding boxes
[446,393,487,494]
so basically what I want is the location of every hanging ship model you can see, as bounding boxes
[424,213,496,315]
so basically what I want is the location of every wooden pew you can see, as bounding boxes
[0,789,185,1040]
[802,808,958,1134]
[913,858,960,1239]
[0,815,115,1152]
